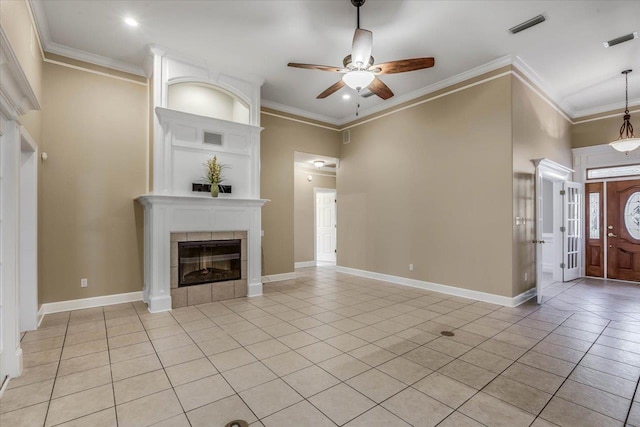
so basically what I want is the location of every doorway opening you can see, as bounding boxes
[534,159,580,304]
[293,152,338,269]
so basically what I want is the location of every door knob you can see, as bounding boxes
[608,232,618,238]
[608,225,614,230]
[539,240,545,244]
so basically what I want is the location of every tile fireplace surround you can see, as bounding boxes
[137,195,267,313]
[170,231,248,308]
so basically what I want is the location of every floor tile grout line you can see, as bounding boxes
[41,312,70,427]
[185,303,263,425]
[193,296,411,425]
[135,306,196,426]
[625,368,640,426]
[103,307,119,427]
[426,308,571,426]
[41,308,116,427]
[532,316,625,425]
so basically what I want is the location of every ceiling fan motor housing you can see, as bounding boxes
[351,0,366,7]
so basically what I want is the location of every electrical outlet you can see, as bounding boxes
[81,278,88,288]
[409,264,414,271]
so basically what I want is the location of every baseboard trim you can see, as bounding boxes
[336,266,536,307]
[294,261,316,269]
[248,282,263,297]
[261,272,296,283]
[38,291,143,316]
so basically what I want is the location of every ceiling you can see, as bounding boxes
[30,1,640,124]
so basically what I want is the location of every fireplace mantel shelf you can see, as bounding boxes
[136,194,269,207]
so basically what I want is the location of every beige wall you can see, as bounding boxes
[572,110,640,148]
[39,61,148,303]
[511,76,573,296]
[0,0,43,144]
[260,112,341,275]
[337,75,514,297]
[294,168,336,263]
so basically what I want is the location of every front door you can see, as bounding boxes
[607,180,640,280]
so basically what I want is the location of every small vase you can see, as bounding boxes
[210,183,219,198]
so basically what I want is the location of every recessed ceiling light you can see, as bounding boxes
[342,94,351,100]
[313,160,325,168]
[124,17,139,27]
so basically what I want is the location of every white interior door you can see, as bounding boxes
[316,190,336,264]
[563,181,582,281]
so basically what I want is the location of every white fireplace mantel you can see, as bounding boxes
[137,195,268,312]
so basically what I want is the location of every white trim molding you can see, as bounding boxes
[38,291,144,317]
[336,266,536,308]
[262,272,296,283]
[0,27,40,118]
[294,261,316,269]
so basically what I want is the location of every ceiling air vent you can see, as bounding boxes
[603,32,638,48]
[509,14,546,34]
[204,132,222,146]
[343,130,351,144]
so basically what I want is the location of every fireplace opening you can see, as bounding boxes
[178,239,241,287]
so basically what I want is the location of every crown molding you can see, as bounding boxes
[26,1,639,126]
[511,55,573,116]
[343,55,515,126]
[45,41,146,76]
[0,27,40,118]
[573,100,640,120]
[260,99,341,126]
[29,0,146,76]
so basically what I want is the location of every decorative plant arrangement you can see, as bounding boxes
[205,155,227,197]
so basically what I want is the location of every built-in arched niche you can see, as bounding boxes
[167,82,250,124]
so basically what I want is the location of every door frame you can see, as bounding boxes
[314,188,337,265]
[533,158,574,303]
[573,144,640,279]
[19,127,38,332]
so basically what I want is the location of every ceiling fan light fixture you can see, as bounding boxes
[609,70,640,154]
[342,70,375,90]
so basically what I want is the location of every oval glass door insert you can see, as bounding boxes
[624,192,640,239]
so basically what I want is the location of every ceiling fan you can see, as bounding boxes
[288,0,435,100]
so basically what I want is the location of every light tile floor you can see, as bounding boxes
[2,267,640,426]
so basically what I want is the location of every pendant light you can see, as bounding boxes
[609,69,640,154]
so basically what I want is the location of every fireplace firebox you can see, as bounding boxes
[178,239,241,287]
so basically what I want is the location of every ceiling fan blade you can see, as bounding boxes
[288,63,345,73]
[373,57,435,74]
[368,77,394,100]
[351,28,373,68]
[317,80,346,99]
